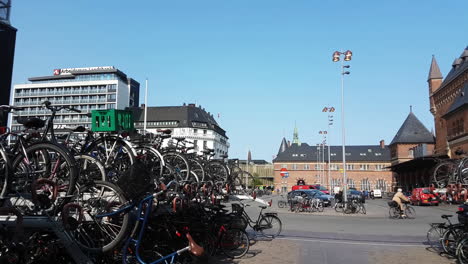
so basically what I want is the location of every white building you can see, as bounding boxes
[10,66,139,131]
[130,104,230,159]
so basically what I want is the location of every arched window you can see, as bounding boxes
[376,179,387,192]
[347,178,356,189]
[360,178,371,191]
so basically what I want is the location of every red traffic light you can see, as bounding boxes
[344,50,352,61]
[332,51,340,62]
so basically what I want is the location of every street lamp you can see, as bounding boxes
[332,50,352,203]
[322,106,335,190]
[318,131,327,186]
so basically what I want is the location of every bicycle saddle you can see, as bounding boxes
[441,214,453,219]
[157,129,172,135]
[17,117,45,129]
[186,233,204,257]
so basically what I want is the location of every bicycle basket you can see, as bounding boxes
[116,161,152,200]
[231,203,244,216]
[388,201,398,208]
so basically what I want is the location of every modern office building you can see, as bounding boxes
[0,0,17,127]
[130,104,230,159]
[10,66,139,131]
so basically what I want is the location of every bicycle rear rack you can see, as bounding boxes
[0,215,93,264]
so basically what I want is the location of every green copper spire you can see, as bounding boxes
[293,124,301,146]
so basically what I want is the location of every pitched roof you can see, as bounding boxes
[390,112,435,145]
[444,82,468,117]
[428,55,443,81]
[273,143,391,162]
[438,46,468,90]
[128,105,227,138]
[278,137,288,155]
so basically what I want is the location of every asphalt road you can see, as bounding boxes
[224,195,460,264]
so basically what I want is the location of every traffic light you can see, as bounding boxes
[344,50,352,61]
[332,51,340,62]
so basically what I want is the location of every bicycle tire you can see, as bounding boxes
[220,228,250,259]
[135,146,164,177]
[405,206,416,219]
[207,161,229,184]
[259,215,282,238]
[84,136,135,183]
[459,158,468,185]
[457,237,468,264]
[277,200,287,208]
[0,147,9,198]
[432,161,454,188]
[389,207,399,219]
[65,180,130,254]
[427,225,445,251]
[334,202,344,213]
[317,201,324,212]
[11,142,78,197]
[75,154,106,184]
[163,152,190,181]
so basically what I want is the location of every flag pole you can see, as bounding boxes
[144,78,148,133]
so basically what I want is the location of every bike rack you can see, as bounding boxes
[0,215,94,264]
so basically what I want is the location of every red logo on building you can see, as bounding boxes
[53,69,61,75]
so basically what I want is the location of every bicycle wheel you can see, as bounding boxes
[220,228,250,259]
[75,154,106,185]
[85,136,135,183]
[457,237,468,264]
[334,203,343,213]
[459,158,468,185]
[10,143,78,210]
[405,206,415,219]
[433,162,454,188]
[135,146,163,177]
[163,152,190,181]
[188,158,205,182]
[277,200,286,208]
[65,180,129,254]
[259,215,282,238]
[427,224,445,251]
[389,207,399,219]
[207,161,229,184]
[0,148,9,198]
[441,228,460,255]
[316,201,324,212]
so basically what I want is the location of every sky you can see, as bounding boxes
[10,0,468,161]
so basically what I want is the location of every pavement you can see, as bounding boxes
[214,194,461,264]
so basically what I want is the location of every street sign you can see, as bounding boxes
[280,168,289,178]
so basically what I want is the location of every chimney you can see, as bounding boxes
[287,140,291,147]
[380,140,385,149]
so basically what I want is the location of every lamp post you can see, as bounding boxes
[332,50,352,203]
[318,130,327,186]
[322,107,335,190]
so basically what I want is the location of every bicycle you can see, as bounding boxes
[432,156,468,188]
[388,201,415,219]
[232,201,282,238]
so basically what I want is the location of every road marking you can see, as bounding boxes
[277,237,426,247]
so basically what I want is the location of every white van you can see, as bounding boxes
[372,189,382,198]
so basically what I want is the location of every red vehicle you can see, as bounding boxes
[410,188,439,206]
[313,185,330,195]
[291,185,316,191]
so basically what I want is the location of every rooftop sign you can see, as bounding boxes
[54,66,115,75]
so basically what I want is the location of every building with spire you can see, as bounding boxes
[273,127,392,193]
[429,46,468,157]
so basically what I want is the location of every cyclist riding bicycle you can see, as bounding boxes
[392,188,409,217]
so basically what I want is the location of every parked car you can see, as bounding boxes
[313,185,330,195]
[410,187,439,206]
[287,190,333,207]
[372,189,382,198]
[347,190,365,203]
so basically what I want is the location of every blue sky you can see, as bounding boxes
[10,0,468,161]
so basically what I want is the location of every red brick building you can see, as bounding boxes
[272,131,392,193]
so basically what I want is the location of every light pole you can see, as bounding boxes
[322,107,335,190]
[318,131,327,186]
[332,50,352,203]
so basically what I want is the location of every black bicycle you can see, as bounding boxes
[232,201,282,238]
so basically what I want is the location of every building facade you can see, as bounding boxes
[238,160,274,186]
[273,131,392,194]
[130,104,229,159]
[429,47,468,157]
[10,66,140,131]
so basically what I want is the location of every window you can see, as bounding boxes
[345,164,353,170]
[360,153,366,156]
[408,149,414,158]
[359,164,369,170]
[330,164,339,170]
[314,164,322,170]
[203,130,207,135]
[107,104,116,109]
[331,178,342,190]
[376,179,388,192]
[300,154,306,157]
[375,164,385,171]
[193,140,198,149]
[345,153,351,156]
[375,153,382,156]
[292,154,298,157]
[292,164,298,170]
[347,179,356,189]
[360,178,371,191]
[107,94,116,100]
[203,141,207,150]
[331,153,336,156]
[304,164,310,170]
[194,129,198,134]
